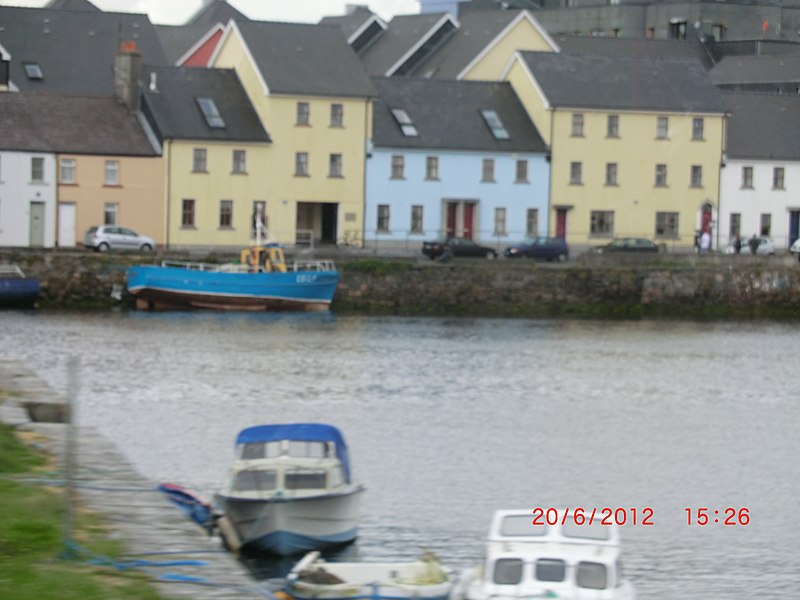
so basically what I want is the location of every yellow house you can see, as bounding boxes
[140,66,272,251]
[210,20,376,246]
[503,50,727,250]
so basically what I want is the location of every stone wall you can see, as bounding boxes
[3,249,800,317]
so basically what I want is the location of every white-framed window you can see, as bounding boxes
[607,114,619,138]
[329,153,343,177]
[425,156,439,180]
[296,102,310,125]
[690,165,703,187]
[494,207,507,236]
[526,209,538,236]
[104,160,119,185]
[605,162,617,186]
[182,198,195,227]
[571,113,584,137]
[219,200,233,228]
[570,161,582,185]
[411,205,423,234]
[295,152,309,176]
[60,158,76,183]
[656,116,669,139]
[729,213,741,238]
[104,203,118,225]
[692,118,704,140]
[377,204,390,232]
[391,155,404,179]
[742,166,753,188]
[330,103,343,127]
[655,164,667,187]
[232,150,246,174]
[760,213,771,236]
[193,148,207,172]
[252,200,267,236]
[516,159,528,183]
[482,158,495,182]
[655,211,679,238]
[31,157,45,183]
[773,167,785,189]
[590,210,614,237]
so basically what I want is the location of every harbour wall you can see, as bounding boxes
[3,249,800,317]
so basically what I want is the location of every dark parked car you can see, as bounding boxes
[593,238,658,254]
[504,236,569,262]
[422,236,497,260]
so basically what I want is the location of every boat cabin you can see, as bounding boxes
[240,243,287,273]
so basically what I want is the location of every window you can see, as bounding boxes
[425,156,439,180]
[234,469,276,492]
[515,159,528,183]
[24,63,43,80]
[104,160,119,185]
[252,200,267,236]
[31,157,45,183]
[285,469,327,490]
[391,108,418,137]
[590,210,614,237]
[526,209,539,236]
[536,559,566,583]
[493,559,523,585]
[605,162,618,186]
[219,200,233,228]
[742,166,753,188]
[377,204,390,232]
[494,207,507,236]
[576,562,607,590]
[481,110,510,140]
[329,153,343,177]
[391,155,404,179]
[607,114,619,138]
[760,213,771,236]
[295,152,309,176]
[669,20,687,40]
[197,97,225,128]
[691,165,703,188]
[656,116,669,139]
[692,118,704,140]
[182,198,195,227]
[655,212,679,238]
[729,213,741,238]
[570,161,582,185]
[330,103,343,127]
[773,167,785,189]
[571,113,584,136]
[104,203,118,225]
[482,158,495,182]
[655,164,667,187]
[411,205,424,233]
[296,102,310,125]
[60,158,76,184]
[193,148,207,172]
[232,150,246,174]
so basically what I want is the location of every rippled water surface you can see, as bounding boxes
[2,311,799,599]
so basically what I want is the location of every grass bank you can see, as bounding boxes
[0,422,164,600]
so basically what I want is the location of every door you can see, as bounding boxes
[555,209,568,239]
[445,202,457,237]
[58,202,76,247]
[463,203,475,240]
[321,203,337,244]
[789,210,800,246]
[29,201,45,247]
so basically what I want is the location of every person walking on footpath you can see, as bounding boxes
[748,234,759,255]
[733,235,742,254]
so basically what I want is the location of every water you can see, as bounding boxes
[2,311,799,599]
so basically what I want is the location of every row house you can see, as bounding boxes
[720,91,800,249]
[503,50,728,250]
[367,77,549,248]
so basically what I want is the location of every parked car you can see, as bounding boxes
[84,225,155,252]
[422,236,497,260]
[504,236,569,262]
[593,237,659,254]
[724,236,775,255]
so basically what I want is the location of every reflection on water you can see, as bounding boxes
[2,311,799,599]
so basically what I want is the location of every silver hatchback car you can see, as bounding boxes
[84,225,155,252]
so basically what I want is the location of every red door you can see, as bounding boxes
[555,209,568,239]
[446,203,457,237]
[463,204,475,239]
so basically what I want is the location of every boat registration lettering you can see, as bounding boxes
[531,507,655,527]
[295,274,318,283]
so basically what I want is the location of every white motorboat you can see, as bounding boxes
[215,423,364,556]
[454,509,635,600]
[285,550,456,600]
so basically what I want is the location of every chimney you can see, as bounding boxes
[114,40,141,113]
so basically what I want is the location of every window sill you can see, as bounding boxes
[231,171,247,176]
[295,123,311,127]
[514,179,529,184]
[329,124,345,129]
[180,226,197,230]
[425,177,440,182]
[690,184,703,189]
[103,184,122,188]
[191,170,208,174]
[741,186,754,190]
[481,179,496,183]
[59,182,78,186]
[569,182,583,186]
[218,226,235,231]
[328,174,344,179]
[390,177,405,181]
[295,173,310,177]
[654,184,668,188]
[604,183,619,187]
[691,138,705,142]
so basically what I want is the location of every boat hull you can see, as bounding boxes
[0,277,40,307]
[126,265,339,311]
[218,486,363,556]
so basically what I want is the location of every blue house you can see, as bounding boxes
[365,77,549,252]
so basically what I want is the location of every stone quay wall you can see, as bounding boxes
[3,249,800,317]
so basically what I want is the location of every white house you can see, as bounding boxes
[0,150,57,247]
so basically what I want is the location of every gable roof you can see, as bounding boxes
[516,51,727,114]
[0,5,168,94]
[371,77,547,153]
[141,67,270,143]
[711,54,800,86]
[0,92,158,156]
[320,6,379,41]
[186,0,249,27]
[230,20,375,98]
[554,35,715,70]
[724,91,800,161]
[45,0,100,11]
[155,23,222,65]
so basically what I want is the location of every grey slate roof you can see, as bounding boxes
[155,23,219,65]
[358,13,452,76]
[723,91,800,161]
[45,0,100,12]
[320,6,377,41]
[710,54,800,85]
[0,6,168,95]
[518,51,727,113]
[185,0,249,27]
[234,21,375,98]
[555,35,715,70]
[371,77,547,153]
[0,92,157,156]
[141,67,270,143]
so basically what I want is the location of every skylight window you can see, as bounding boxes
[24,63,43,80]
[391,108,418,137]
[197,97,225,128]
[481,110,510,140]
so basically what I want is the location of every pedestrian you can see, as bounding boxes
[439,244,451,263]
[733,235,742,254]
[748,234,759,255]
[700,230,711,254]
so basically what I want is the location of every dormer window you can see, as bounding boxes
[24,63,43,80]
[197,97,225,128]
[481,110,510,140]
[391,108,418,137]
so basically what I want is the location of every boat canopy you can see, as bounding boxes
[235,423,352,482]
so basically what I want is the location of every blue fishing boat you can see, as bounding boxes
[126,244,338,311]
[0,265,40,307]
[215,423,364,556]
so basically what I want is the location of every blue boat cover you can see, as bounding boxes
[235,423,352,483]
